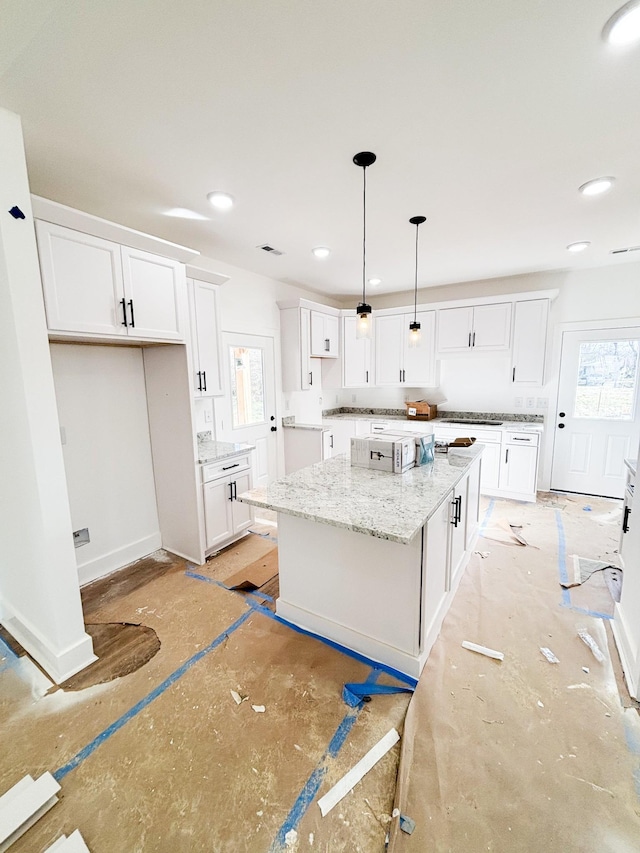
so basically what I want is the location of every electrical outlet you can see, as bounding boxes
[514,397,523,408]
[285,401,290,412]
[536,397,548,409]
[352,394,357,403]
[526,396,535,409]
[204,409,213,423]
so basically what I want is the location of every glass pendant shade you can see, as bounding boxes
[408,320,421,348]
[356,303,372,340]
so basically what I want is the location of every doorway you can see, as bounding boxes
[219,332,278,488]
[551,326,640,498]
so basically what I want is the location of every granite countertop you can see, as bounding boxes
[239,444,483,545]
[320,409,543,432]
[198,440,255,464]
[282,422,328,431]
[624,458,637,477]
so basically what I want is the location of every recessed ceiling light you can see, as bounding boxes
[567,241,591,252]
[578,177,616,196]
[164,208,210,220]
[603,0,640,45]
[207,191,234,210]
[312,246,331,259]
[368,278,382,286]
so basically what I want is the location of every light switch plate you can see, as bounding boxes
[514,397,523,408]
[526,396,536,409]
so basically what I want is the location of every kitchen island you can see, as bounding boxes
[239,444,483,677]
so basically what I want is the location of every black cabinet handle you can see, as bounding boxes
[128,299,135,327]
[325,338,330,351]
[451,498,459,527]
[505,448,509,463]
[400,369,403,382]
[232,481,238,500]
[330,434,334,449]
[512,437,531,442]
[512,367,516,382]
[202,371,207,392]
[623,505,631,533]
[472,331,476,347]
[366,370,369,383]
[309,372,313,386]
[468,332,472,348]
[228,482,234,501]
[196,371,202,392]
[222,463,239,471]
[121,298,128,327]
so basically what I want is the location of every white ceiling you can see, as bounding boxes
[1,0,639,298]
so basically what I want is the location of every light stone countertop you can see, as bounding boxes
[198,440,255,464]
[321,413,543,432]
[239,444,483,545]
[282,422,328,431]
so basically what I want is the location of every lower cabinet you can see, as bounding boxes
[202,455,253,551]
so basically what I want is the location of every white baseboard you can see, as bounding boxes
[1,611,96,685]
[612,604,640,701]
[77,532,162,586]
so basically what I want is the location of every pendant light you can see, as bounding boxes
[353,151,376,339]
[408,216,426,348]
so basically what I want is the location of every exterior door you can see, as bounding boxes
[220,333,278,488]
[551,327,640,498]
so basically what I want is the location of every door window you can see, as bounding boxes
[573,339,639,420]
[229,346,266,428]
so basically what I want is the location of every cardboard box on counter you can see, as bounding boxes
[405,401,437,420]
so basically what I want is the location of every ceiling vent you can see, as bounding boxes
[257,244,285,256]
[610,245,640,255]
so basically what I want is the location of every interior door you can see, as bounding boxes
[220,333,278,488]
[551,327,640,498]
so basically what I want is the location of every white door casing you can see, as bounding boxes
[220,332,278,488]
[551,326,640,498]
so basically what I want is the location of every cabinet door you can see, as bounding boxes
[472,302,512,351]
[500,444,538,495]
[121,247,185,341]
[403,310,436,385]
[478,441,502,491]
[450,476,468,587]
[300,308,312,390]
[375,314,404,385]
[193,281,222,396]
[324,314,339,358]
[231,472,254,535]
[309,311,326,357]
[437,306,473,353]
[36,221,126,336]
[422,494,451,640]
[464,458,481,549]
[512,299,548,385]
[343,316,372,386]
[204,478,234,549]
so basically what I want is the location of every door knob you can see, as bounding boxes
[559,412,566,418]
[270,426,277,432]
[558,423,565,429]
[270,415,275,421]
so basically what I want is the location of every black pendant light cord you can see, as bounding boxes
[413,222,419,323]
[362,166,367,305]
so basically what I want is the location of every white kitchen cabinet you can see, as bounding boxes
[436,302,512,355]
[511,299,549,386]
[343,315,373,387]
[499,432,539,500]
[422,493,450,639]
[188,279,223,397]
[202,454,253,551]
[375,310,436,387]
[310,311,339,358]
[322,419,359,455]
[36,221,186,342]
[280,306,312,391]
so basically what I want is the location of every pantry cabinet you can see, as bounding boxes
[36,221,186,342]
[436,302,511,355]
[375,310,436,386]
[188,279,223,397]
[511,299,549,386]
[202,453,253,551]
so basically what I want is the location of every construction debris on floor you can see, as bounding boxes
[1,495,639,852]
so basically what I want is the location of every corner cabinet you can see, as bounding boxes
[202,453,254,551]
[188,278,223,397]
[374,310,437,386]
[436,302,512,355]
[35,220,186,342]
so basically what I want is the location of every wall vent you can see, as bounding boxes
[610,245,640,255]
[257,244,285,256]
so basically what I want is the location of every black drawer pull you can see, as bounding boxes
[128,299,135,327]
[121,298,128,327]
[222,463,240,471]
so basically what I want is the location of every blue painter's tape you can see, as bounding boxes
[342,681,414,707]
[186,568,418,687]
[54,609,253,782]
[555,510,614,619]
[270,668,380,852]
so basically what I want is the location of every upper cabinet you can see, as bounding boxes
[436,302,512,355]
[511,299,549,386]
[310,310,339,358]
[343,315,373,387]
[188,278,223,397]
[375,310,437,387]
[36,221,186,342]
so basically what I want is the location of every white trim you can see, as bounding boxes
[370,288,560,317]
[77,533,162,586]
[31,195,199,263]
[0,773,61,852]
[186,265,230,286]
[612,603,640,701]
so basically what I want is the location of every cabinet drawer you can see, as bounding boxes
[202,454,251,483]
[504,432,539,447]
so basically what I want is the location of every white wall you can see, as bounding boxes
[50,344,162,584]
[0,108,94,682]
